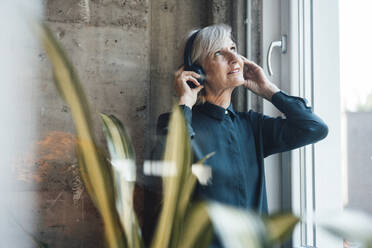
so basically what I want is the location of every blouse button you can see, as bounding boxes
[225,110,228,114]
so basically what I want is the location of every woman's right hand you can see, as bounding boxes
[174,66,204,109]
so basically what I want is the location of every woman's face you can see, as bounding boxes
[202,37,245,92]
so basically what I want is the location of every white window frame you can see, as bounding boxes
[282,0,343,247]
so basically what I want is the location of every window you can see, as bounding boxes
[275,0,343,247]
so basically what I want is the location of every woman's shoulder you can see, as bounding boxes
[236,109,264,121]
[156,106,199,135]
[234,110,266,133]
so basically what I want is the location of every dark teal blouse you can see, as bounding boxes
[157,91,328,213]
[152,91,328,247]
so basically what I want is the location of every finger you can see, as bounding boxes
[247,60,259,67]
[182,71,201,79]
[239,55,257,66]
[183,76,200,87]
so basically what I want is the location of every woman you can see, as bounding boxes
[150,23,328,247]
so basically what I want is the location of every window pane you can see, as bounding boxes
[340,0,372,215]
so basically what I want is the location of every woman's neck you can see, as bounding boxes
[204,87,233,109]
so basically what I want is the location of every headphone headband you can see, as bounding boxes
[183,29,205,88]
[184,29,201,70]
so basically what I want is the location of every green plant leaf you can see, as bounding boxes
[40,23,127,248]
[100,113,143,248]
[206,202,270,248]
[196,152,215,165]
[100,113,136,161]
[178,152,215,223]
[178,202,213,248]
[151,105,192,248]
[264,212,299,245]
[76,146,97,206]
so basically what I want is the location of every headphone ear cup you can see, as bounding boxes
[195,66,206,85]
[187,64,206,88]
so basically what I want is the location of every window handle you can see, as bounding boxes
[267,35,287,76]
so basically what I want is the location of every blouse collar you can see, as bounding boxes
[199,101,238,120]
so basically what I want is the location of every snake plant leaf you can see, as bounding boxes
[178,152,215,222]
[206,202,270,248]
[40,24,127,248]
[317,209,372,247]
[100,113,136,161]
[76,145,97,206]
[264,212,299,245]
[178,202,213,248]
[150,105,192,248]
[100,113,144,248]
[196,151,215,165]
[177,171,198,219]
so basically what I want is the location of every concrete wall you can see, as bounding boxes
[148,0,209,156]
[11,0,259,247]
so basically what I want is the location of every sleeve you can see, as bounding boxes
[156,105,195,138]
[151,105,195,161]
[253,91,329,158]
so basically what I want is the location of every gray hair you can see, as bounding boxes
[186,24,233,67]
[183,24,233,104]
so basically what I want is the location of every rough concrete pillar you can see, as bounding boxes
[148,0,209,154]
[206,0,232,24]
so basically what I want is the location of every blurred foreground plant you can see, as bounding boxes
[100,113,143,248]
[40,22,302,248]
[40,24,127,248]
[317,209,372,248]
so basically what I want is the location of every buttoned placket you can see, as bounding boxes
[224,111,246,206]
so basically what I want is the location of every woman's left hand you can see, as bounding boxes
[240,55,280,101]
